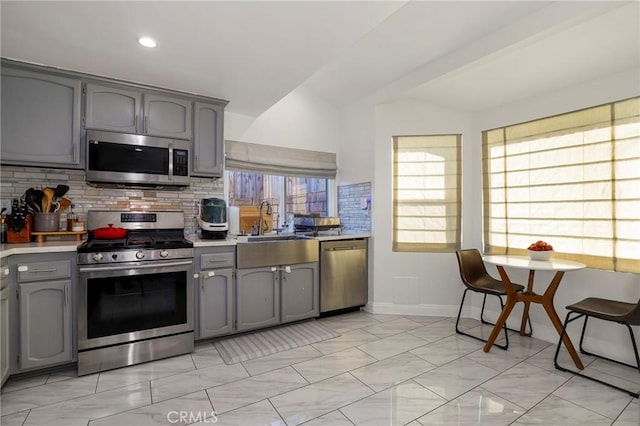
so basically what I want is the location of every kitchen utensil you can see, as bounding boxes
[92,224,128,240]
[24,188,41,213]
[58,198,71,213]
[53,184,69,202]
[43,187,55,212]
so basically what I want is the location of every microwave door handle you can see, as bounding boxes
[168,144,173,179]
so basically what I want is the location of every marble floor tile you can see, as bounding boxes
[357,332,427,360]
[402,315,450,325]
[481,362,569,410]
[202,400,285,426]
[194,340,216,352]
[413,357,500,400]
[362,317,424,338]
[89,390,214,426]
[191,347,224,369]
[0,375,99,415]
[512,394,612,425]
[322,318,382,333]
[553,375,635,419]
[310,328,380,355]
[407,321,458,343]
[446,316,482,330]
[410,334,483,366]
[292,347,377,383]
[45,367,79,384]
[242,345,323,376]
[416,387,525,425]
[524,345,594,378]
[612,399,640,426]
[0,410,30,426]
[151,362,248,403]
[1,374,48,393]
[366,313,409,322]
[23,382,151,426]
[300,410,353,425]
[96,354,196,392]
[207,366,307,414]
[587,357,640,386]
[269,373,373,426]
[349,352,435,392]
[463,344,531,372]
[340,380,446,425]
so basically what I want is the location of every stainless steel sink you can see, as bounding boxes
[236,237,319,268]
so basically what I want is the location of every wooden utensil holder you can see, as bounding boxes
[7,215,32,243]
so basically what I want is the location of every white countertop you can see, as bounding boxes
[0,241,82,258]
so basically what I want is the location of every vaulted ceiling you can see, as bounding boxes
[1,1,638,117]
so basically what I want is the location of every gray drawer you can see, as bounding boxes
[200,252,235,269]
[17,260,71,282]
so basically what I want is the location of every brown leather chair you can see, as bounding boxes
[455,249,531,349]
[554,297,640,398]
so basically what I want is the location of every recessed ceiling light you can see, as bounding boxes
[138,37,157,48]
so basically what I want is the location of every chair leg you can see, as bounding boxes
[554,311,640,398]
[479,294,532,337]
[456,289,508,350]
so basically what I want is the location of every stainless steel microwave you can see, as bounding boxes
[85,130,190,187]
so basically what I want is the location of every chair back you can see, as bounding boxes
[624,298,640,326]
[456,249,492,289]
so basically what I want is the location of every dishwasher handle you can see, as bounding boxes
[324,245,362,251]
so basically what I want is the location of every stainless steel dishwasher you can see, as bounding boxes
[320,239,368,314]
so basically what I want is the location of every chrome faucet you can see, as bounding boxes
[258,200,272,235]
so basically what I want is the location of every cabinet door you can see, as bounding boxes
[236,267,280,332]
[1,67,81,167]
[144,94,192,139]
[19,280,71,370]
[199,268,233,339]
[192,101,224,177]
[85,83,141,133]
[1,286,10,386]
[281,262,319,323]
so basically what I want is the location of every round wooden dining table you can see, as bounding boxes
[482,254,587,369]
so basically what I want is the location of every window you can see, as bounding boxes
[227,171,328,228]
[482,97,640,273]
[392,134,461,252]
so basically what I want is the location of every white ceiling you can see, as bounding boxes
[1,1,638,117]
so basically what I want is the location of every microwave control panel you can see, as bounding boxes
[173,150,189,176]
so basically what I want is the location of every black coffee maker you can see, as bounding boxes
[197,198,228,239]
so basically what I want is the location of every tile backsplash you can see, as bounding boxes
[338,182,371,233]
[0,165,224,237]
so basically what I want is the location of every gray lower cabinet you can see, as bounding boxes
[236,267,280,332]
[19,280,71,370]
[15,256,74,371]
[192,101,224,177]
[1,65,82,168]
[195,246,235,340]
[281,262,319,323]
[1,265,10,386]
[199,268,234,339]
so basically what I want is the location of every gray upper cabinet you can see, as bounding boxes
[1,66,82,168]
[85,84,142,133]
[144,94,192,140]
[85,85,192,140]
[193,101,224,177]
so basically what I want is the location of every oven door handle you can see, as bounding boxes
[79,260,193,272]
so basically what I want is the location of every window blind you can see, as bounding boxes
[482,97,640,273]
[225,140,337,179]
[393,134,461,252]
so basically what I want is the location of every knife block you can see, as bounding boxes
[7,215,32,243]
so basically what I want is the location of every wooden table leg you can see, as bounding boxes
[483,266,519,352]
[542,271,585,370]
[520,270,535,335]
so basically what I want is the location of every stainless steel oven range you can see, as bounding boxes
[77,210,194,376]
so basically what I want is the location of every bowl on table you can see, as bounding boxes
[528,249,553,261]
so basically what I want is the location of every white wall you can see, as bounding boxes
[224,85,341,153]
[368,98,474,316]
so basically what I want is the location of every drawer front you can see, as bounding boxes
[17,260,71,282]
[200,252,235,270]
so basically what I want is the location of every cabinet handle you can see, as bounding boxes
[64,284,68,307]
[17,266,58,273]
[207,271,216,277]
[145,116,149,134]
[196,155,200,170]
[135,114,139,132]
[73,144,78,163]
[271,266,291,273]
